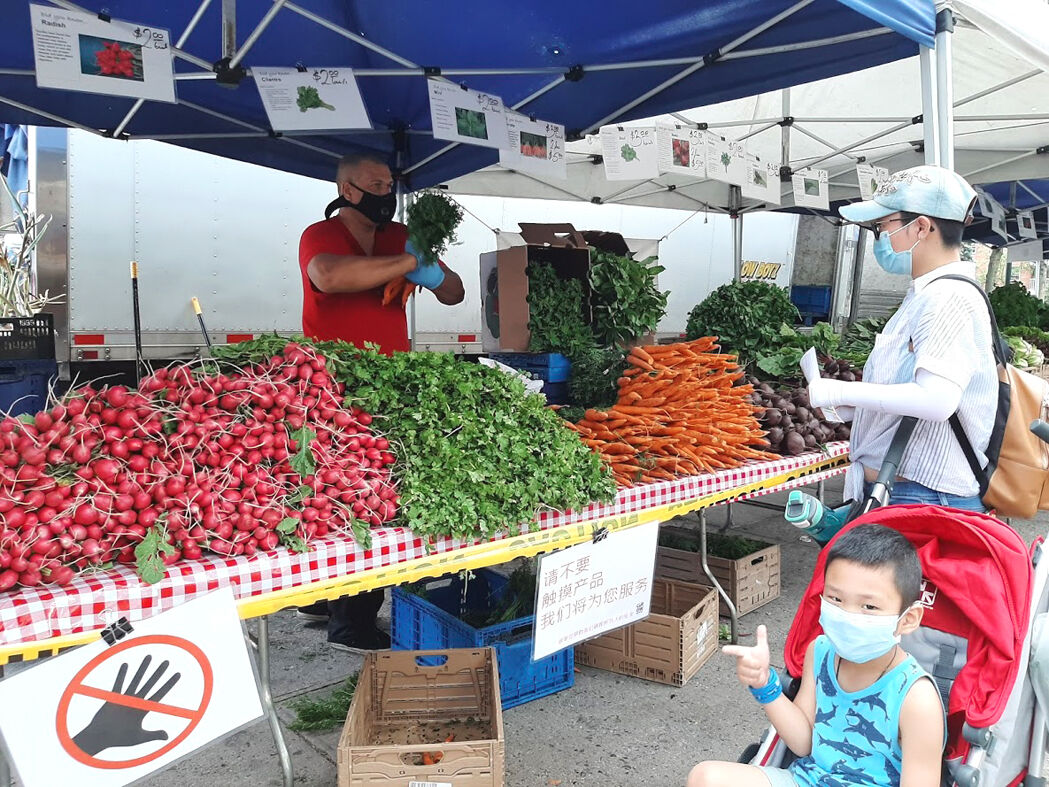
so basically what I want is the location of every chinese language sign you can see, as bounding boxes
[532,521,659,661]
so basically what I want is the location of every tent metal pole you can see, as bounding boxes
[792,124,860,160]
[229,0,289,69]
[919,46,940,166]
[956,114,1049,122]
[955,69,1043,108]
[791,116,914,123]
[508,170,593,203]
[583,0,816,133]
[736,121,780,142]
[1019,181,1048,203]
[731,186,743,281]
[178,99,342,159]
[786,118,912,174]
[781,89,791,167]
[283,1,417,67]
[222,0,236,59]
[963,150,1036,180]
[113,0,214,138]
[0,94,103,137]
[720,27,892,60]
[403,75,565,176]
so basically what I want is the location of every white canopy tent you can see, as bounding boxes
[445,0,1049,269]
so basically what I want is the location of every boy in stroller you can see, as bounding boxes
[688,524,944,787]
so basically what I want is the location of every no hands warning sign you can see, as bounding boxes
[0,589,262,786]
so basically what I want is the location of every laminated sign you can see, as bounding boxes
[427,79,509,150]
[499,111,567,179]
[0,588,263,787]
[600,125,659,181]
[532,520,659,661]
[792,168,829,210]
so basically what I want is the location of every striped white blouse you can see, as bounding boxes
[843,261,999,502]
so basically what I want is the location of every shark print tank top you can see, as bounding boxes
[790,635,934,787]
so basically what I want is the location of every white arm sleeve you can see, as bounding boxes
[809,369,962,421]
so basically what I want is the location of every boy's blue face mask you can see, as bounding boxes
[872,218,920,276]
[819,597,912,664]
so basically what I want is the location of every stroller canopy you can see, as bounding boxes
[785,505,1033,729]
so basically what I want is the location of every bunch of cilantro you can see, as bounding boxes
[215,337,616,541]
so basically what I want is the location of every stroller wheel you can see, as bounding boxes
[738,742,761,764]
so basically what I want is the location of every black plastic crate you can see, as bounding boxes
[0,314,56,361]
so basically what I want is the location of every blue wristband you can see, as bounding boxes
[749,669,783,704]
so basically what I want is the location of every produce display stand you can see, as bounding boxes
[0,443,848,785]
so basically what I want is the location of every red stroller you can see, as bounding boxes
[745,505,1047,787]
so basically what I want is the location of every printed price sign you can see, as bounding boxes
[254,66,371,131]
[1018,209,1038,239]
[705,133,746,186]
[600,125,659,180]
[656,125,706,178]
[856,163,889,201]
[0,589,262,786]
[499,111,567,179]
[30,3,176,103]
[741,156,781,205]
[792,167,829,210]
[532,521,659,661]
[428,79,509,150]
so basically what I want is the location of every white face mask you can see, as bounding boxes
[819,597,914,664]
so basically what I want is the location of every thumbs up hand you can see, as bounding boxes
[722,624,772,689]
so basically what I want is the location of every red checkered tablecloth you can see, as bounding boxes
[0,444,848,650]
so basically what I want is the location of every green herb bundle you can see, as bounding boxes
[406,190,464,264]
[685,281,798,365]
[587,247,668,347]
[989,281,1047,329]
[525,262,593,358]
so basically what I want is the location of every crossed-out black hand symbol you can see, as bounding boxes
[72,655,181,756]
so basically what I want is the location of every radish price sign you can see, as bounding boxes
[499,111,567,179]
[0,588,263,786]
[532,520,659,661]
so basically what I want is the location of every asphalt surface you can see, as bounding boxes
[7,477,1048,786]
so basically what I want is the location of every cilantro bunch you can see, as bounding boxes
[406,190,464,264]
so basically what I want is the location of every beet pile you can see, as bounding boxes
[0,342,396,590]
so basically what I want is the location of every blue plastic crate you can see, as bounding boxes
[541,380,569,405]
[0,359,57,417]
[789,285,832,313]
[391,568,574,709]
[488,352,571,383]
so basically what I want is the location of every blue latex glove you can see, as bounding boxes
[404,240,445,290]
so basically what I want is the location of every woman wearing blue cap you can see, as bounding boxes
[806,165,997,511]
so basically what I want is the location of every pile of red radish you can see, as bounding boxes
[0,342,396,591]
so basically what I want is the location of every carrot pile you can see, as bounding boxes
[382,276,418,307]
[567,337,774,487]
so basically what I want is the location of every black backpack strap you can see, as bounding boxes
[862,416,918,512]
[949,414,990,495]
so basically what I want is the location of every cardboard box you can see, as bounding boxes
[574,579,718,687]
[655,525,781,616]
[480,223,591,352]
[337,648,505,787]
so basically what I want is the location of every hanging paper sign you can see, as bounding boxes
[532,521,659,661]
[0,589,262,787]
[1017,209,1038,240]
[499,112,567,179]
[428,79,509,150]
[29,3,176,103]
[656,125,706,178]
[792,168,829,210]
[253,66,370,131]
[741,156,781,205]
[976,189,1010,241]
[856,163,890,201]
[599,126,659,181]
[704,133,746,186]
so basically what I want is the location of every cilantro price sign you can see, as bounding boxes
[532,520,660,661]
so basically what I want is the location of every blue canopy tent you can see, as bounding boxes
[0,0,935,190]
[967,179,1049,250]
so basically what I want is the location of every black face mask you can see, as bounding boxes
[324,182,397,224]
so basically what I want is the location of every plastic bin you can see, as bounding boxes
[391,569,574,709]
[789,286,832,325]
[0,359,58,416]
[0,314,56,361]
[541,380,569,405]
[487,352,571,383]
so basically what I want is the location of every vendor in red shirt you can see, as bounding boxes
[295,152,464,652]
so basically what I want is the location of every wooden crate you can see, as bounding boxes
[338,648,505,787]
[655,525,780,616]
[574,579,718,687]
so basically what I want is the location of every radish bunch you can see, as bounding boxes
[0,342,396,590]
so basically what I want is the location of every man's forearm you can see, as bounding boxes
[308,253,415,294]
[432,267,465,305]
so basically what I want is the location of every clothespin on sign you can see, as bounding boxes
[591,525,608,544]
[101,617,134,646]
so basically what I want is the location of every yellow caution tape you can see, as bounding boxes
[0,452,847,665]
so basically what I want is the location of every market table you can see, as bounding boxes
[0,443,848,785]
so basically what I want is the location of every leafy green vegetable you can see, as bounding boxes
[1005,335,1044,369]
[134,521,175,585]
[989,281,1047,329]
[836,310,899,367]
[406,190,464,264]
[587,247,668,347]
[216,336,616,542]
[296,85,335,112]
[1004,325,1049,357]
[685,281,799,365]
[755,322,838,381]
[657,528,770,560]
[288,674,359,731]
[289,426,317,478]
[526,262,593,358]
[568,345,626,409]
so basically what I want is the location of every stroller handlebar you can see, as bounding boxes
[1031,420,1049,445]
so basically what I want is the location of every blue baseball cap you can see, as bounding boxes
[839,165,978,224]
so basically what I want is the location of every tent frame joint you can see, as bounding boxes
[423,66,441,77]
[936,8,955,34]
[778,164,793,182]
[564,64,585,82]
[778,116,795,127]
[213,57,247,87]
[703,48,723,66]
[1037,145,1049,156]
[911,113,923,126]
